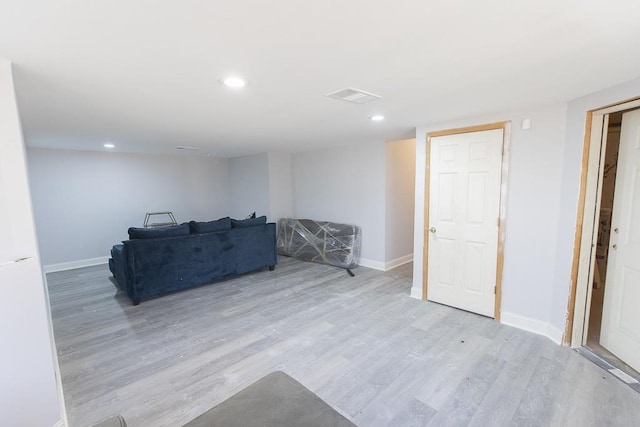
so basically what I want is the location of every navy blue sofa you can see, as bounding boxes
[109,218,277,305]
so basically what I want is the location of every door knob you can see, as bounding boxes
[429,227,437,233]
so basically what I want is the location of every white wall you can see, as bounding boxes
[292,142,387,265]
[268,152,293,223]
[228,153,270,220]
[0,59,63,427]
[412,103,569,342]
[28,148,229,267]
[385,139,416,265]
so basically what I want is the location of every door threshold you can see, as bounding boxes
[575,347,640,394]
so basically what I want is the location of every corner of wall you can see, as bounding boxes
[358,257,386,271]
[267,152,293,222]
[500,311,564,345]
[410,286,422,300]
[359,254,413,272]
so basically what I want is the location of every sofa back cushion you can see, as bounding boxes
[231,215,267,228]
[189,217,231,234]
[128,223,190,240]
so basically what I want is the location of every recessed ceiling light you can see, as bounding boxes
[370,115,385,121]
[104,143,115,148]
[221,76,246,88]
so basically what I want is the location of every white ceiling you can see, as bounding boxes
[2,1,640,158]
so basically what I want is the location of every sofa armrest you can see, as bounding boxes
[110,244,127,291]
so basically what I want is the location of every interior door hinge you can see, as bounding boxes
[494,286,497,295]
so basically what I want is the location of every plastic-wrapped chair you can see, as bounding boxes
[277,218,361,276]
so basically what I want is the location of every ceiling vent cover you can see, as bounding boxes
[326,87,382,104]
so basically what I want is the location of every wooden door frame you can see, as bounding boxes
[565,96,640,346]
[422,121,511,320]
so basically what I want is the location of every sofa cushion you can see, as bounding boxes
[128,223,190,240]
[231,215,267,228]
[189,217,231,234]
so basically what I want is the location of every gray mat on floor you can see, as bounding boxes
[184,371,356,427]
[91,414,127,427]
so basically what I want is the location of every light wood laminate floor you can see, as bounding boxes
[47,257,640,427]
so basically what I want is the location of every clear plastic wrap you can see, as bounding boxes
[277,218,361,269]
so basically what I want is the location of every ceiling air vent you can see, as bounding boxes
[326,87,382,104]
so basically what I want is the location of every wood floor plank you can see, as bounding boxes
[46,257,640,427]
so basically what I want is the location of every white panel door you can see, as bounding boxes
[427,129,503,317]
[601,109,640,372]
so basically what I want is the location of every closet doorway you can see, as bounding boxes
[569,99,640,379]
[584,112,625,366]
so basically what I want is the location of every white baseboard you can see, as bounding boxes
[547,325,565,345]
[45,254,411,274]
[385,254,413,270]
[359,254,413,272]
[53,420,65,427]
[44,256,109,273]
[501,311,564,345]
[358,257,386,271]
[410,286,423,300]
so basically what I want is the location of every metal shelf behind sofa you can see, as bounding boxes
[144,211,177,228]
